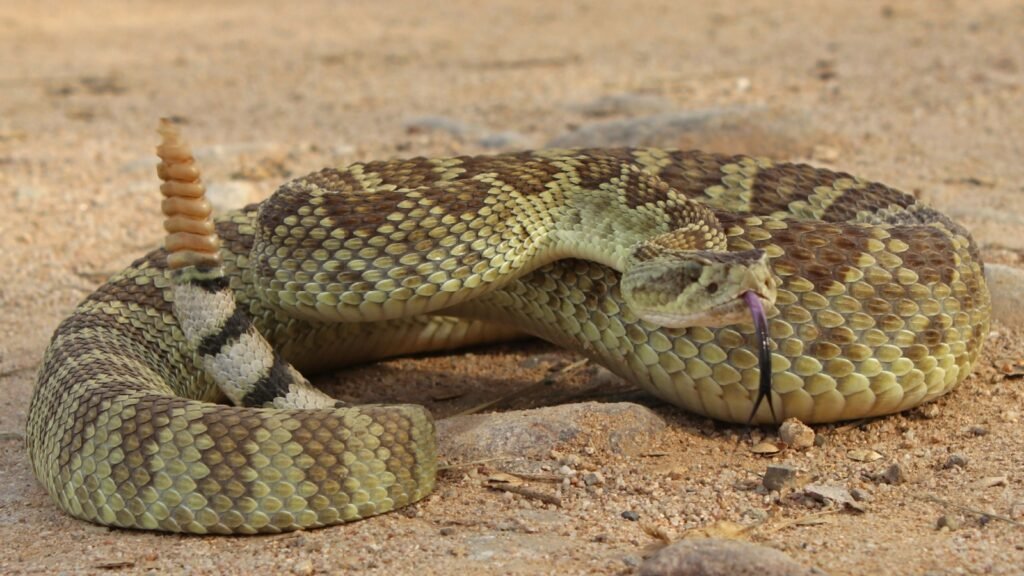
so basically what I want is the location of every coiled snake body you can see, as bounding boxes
[27,125,990,533]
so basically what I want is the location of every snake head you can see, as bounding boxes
[620,247,776,329]
[621,245,778,423]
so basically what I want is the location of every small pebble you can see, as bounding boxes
[811,144,840,162]
[621,510,640,521]
[291,559,314,576]
[779,418,815,449]
[937,515,961,531]
[750,441,782,455]
[975,476,1008,488]
[763,465,798,491]
[850,488,873,502]
[1010,503,1024,520]
[882,463,906,485]
[623,555,642,568]
[583,472,605,486]
[440,526,456,536]
[559,454,583,467]
[847,448,883,462]
[968,425,988,437]
[943,454,968,469]
[741,508,770,522]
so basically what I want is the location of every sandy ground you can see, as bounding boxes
[2,1,1024,574]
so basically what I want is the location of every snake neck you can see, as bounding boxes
[539,183,729,272]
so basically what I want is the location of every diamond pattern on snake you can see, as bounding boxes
[26,120,990,533]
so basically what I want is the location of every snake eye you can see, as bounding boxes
[707,282,719,294]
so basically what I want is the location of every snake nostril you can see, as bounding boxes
[707,282,719,293]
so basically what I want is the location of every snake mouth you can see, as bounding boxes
[636,291,772,328]
[744,291,776,424]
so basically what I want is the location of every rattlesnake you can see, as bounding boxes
[26,121,990,533]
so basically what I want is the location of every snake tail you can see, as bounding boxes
[24,123,438,534]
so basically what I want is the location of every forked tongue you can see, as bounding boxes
[744,291,776,424]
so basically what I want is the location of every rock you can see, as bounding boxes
[404,115,476,138]
[548,107,831,159]
[621,510,640,521]
[750,441,783,455]
[622,555,642,568]
[778,418,815,449]
[205,181,260,212]
[847,448,883,462]
[881,463,906,485]
[403,116,531,150]
[436,402,667,462]
[943,454,968,469]
[984,264,1024,328]
[936,515,961,531]
[290,558,314,576]
[476,131,530,150]
[803,484,855,507]
[763,465,798,491]
[975,476,1008,488]
[850,488,872,502]
[639,539,826,576]
[571,93,673,118]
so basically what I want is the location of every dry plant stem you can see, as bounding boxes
[920,495,1024,528]
[486,483,563,507]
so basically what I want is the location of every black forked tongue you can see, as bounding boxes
[744,291,776,424]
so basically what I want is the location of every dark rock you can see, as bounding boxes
[943,454,968,469]
[881,463,905,485]
[763,465,798,491]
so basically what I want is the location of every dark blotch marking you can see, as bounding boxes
[820,181,915,222]
[572,149,639,192]
[197,307,251,357]
[242,358,297,407]
[887,224,958,286]
[748,163,830,215]
[654,150,733,200]
[195,276,229,294]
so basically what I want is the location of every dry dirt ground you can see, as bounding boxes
[2,1,1024,574]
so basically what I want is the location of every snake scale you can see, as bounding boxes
[26,122,990,533]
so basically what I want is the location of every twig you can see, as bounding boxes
[437,456,522,472]
[486,483,562,507]
[919,494,1024,527]
[761,510,840,534]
